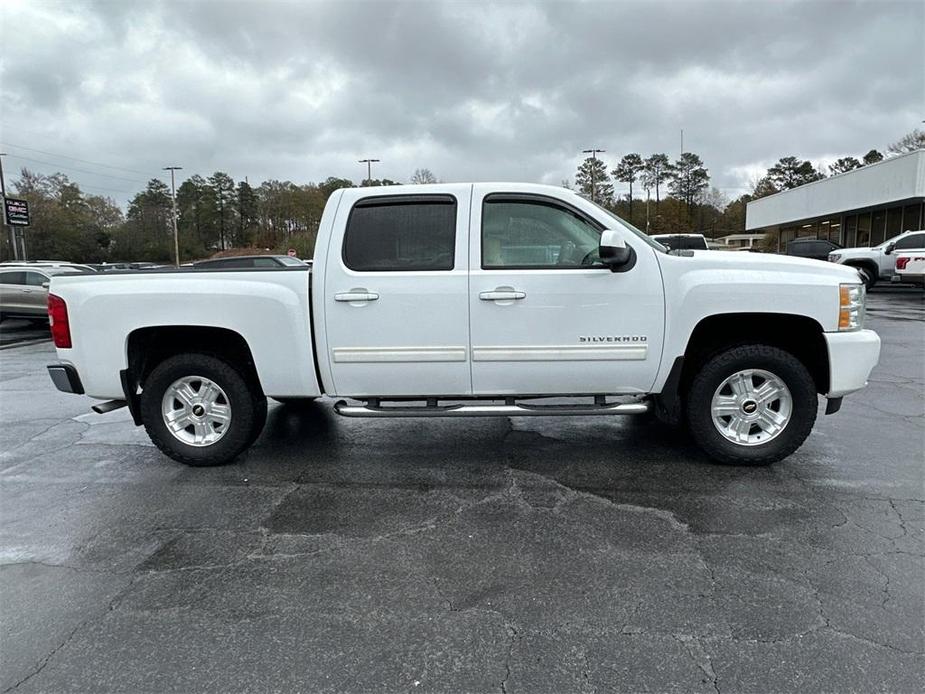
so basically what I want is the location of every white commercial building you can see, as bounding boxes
[746,150,925,250]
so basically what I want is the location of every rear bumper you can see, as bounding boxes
[824,329,881,398]
[47,363,84,394]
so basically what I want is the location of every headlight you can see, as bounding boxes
[828,253,841,263]
[838,283,865,331]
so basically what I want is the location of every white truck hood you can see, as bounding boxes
[831,246,880,261]
[679,250,862,283]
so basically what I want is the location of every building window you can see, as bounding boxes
[885,206,903,240]
[843,215,857,247]
[904,204,923,231]
[856,213,871,246]
[871,208,887,246]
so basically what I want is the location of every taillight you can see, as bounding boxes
[896,256,910,270]
[47,294,72,348]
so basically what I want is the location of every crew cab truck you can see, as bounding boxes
[895,251,925,287]
[828,229,925,288]
[45,183,881,467]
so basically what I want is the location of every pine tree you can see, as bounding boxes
[642,153,672,208]
[765,156,825,190]
[612,153,644,219]
[829,157,862,175]
[574,156,613,204]
[668,153,710,218]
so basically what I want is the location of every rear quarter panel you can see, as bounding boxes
[50,270,320,399]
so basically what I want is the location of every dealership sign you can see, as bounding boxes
[4,197,30,226]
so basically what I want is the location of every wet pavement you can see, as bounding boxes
[0,318,50,349]
[0,289,922,692]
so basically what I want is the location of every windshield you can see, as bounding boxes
[584,198,667,252]
[277,256,305,266]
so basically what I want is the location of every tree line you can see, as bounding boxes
[0,167,438,263]
[1,129,921,263]
[569,128,923,238]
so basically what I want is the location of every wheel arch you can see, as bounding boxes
[843,259,879,281]
[124,326,264,420]
[681,313,829,394]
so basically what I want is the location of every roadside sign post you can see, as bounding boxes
[4,197,30,261]
[0,152,18,261]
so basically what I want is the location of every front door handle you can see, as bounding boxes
[334,291,379,302]
[479,289,526,301]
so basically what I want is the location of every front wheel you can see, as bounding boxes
[686,345,817,465]
[852,265,877,289]
[140,353,259,466]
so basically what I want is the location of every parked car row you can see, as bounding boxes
[0,266,74,321]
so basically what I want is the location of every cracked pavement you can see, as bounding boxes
[1,289,923,692]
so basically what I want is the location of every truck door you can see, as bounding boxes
[322,187,472,397]
[468,186,665,395]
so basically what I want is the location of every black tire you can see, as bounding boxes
[686,345,817,465]
[850,264,877,289]
[140,353,258,466]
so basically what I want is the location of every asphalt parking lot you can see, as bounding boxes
[1,288,923,693]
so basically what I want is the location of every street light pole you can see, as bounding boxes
[358,158,380,186]
[582,149,605,203]
[163,166,182,267]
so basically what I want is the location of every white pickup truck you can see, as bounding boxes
[45,183,881,467]
[828,229,925,288]
[895,251,925,287]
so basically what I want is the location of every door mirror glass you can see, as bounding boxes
[884,242,895,255]
[599,229,636,272]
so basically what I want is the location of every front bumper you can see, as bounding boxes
[824,329,881,398]
[47,363,84,394]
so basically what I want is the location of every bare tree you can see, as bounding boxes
[887,129,925,156]
[410,168,438,184]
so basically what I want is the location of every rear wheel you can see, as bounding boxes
[140,353,259,466]
[686,345,817,465]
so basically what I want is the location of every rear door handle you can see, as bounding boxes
[334,291,379,302]
[479,290,526,301]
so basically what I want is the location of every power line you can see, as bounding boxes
[0,140,154,176]
[1,152,150,184]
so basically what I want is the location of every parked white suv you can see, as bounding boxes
[828,230,925,288]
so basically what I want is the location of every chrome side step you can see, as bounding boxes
[334,398,650,418]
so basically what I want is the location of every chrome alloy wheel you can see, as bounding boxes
[710,369,793,446]
[160,376,232,447]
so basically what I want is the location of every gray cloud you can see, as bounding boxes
[0,0,922,204]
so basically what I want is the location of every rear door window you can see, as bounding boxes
[24,271,48,286]
[0,271,26,285]
[895,233,925,250]
[343,195,457,271]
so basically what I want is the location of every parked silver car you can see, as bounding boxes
[0,266,72,321]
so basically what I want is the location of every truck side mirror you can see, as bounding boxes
[599,229,636,273]
[884,242,896,255]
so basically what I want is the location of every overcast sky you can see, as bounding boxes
[1,0,922,206]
